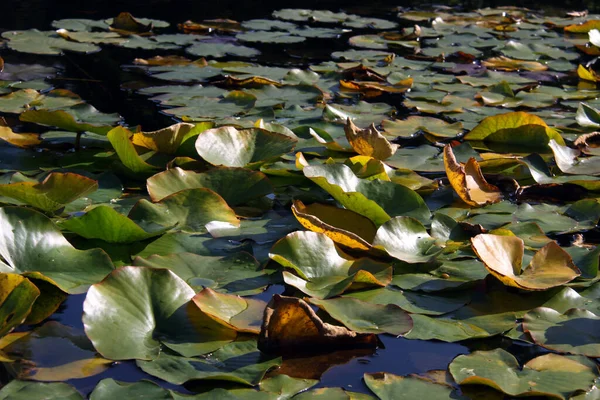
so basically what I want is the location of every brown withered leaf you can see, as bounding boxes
[178,19,242,34]
[0,56,4,73]
[340,78,412,97]
[0,117,41,148]
[110,12,153,35]
[574,131,600,154]
[443,144,502,207]
[341,65,387,82]
[344,118,398,160]
[257,295,377,354]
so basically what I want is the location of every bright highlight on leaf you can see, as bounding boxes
[471,234,580,290]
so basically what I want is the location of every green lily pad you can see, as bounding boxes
[128,188,239,233]
[549,139,600,176]
[107,127,160,176]
[60,205,168,243]
[186,42,261,58]
[364,372,466,400]
[524,307,600,357]
[449,348,597,399]
[391,259,488,292]
[1,29,100,55]
[0,381,83,400]
[89,379,172,400]
[373,217,442,263]
[20,105,120,135]
[463,111,565,147]
[137,338,281,385]
[83,266,236,360]
[147,167,273,206]
[303,164,430,226]
[0,172,97,212]
[195,127,297,167]
[133,252,271,295]
[0,274,39,337]
[0,207,114,294]
[269,231,392,298]
[309,297,412,335]
[382,117,464,138]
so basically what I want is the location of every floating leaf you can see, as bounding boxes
[291,200,377,251]
[60,205,168,243]
[0,118,40,148]
[0,172,97,212]
[195,126,296,167]
[524,307,600,357]
[373,217,442,263]
[450,349,597,399]
[258,295,377,353]
[107,127,160,175]
[482,56,548,71]
[344,119,398,160]
[137,338,280,385]
[192,288,265,334]
[576,103,600,128]
[0,274,39,337]
[382,117,463,138]
[0,207,114,294]
[309,297,412,335]
[269,231,391,298]
[20,105,120,135]
[549,139,600,175]
[443,144,502,207]
[83,266,236,360]
[131,122,198,154]
[471,234,580,290]
[147,166,272,206]
[133,252,270,295]
[129,188,239,233]
[1,29,100,55]
[303,164,430,226]
[463,111,565,147]
[0,381,83,400]
[364,372,465,400]
[565,20,600,33]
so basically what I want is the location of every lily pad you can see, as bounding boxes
[195,127,297,167]
[0,274,39,337]
[83,266,236,360]
[1,29,100,55]
[524,307,600,357]
[303,164,430,226]
[364,372,465,400]
[449,348,597,399]
[372,217,442,263]
[128,188,239,233]
[0,207,114,294]
[0,381,83,400]
[472,234,580,290]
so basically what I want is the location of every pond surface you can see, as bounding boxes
[2,1,600,399]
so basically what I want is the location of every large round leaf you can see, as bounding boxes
[60,205,168,243]
[303,164,430,226]
[83,266,236,360]
[0,381,83,400]
[471,234,581,290]
[128,188,239,233]
[449,349,597,399]
[524,307,600,357]
[0,207,114,294]
[146,166,273,205]
[373,217,442,263]
[19,105,120,135]
[195,126,296,167]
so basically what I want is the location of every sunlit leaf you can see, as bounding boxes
[0,206,114,294]
[364,372,465,400]
[449,349,597,399]
[471,234,580,290]
[344,118,397,160]
[373,216,442,263]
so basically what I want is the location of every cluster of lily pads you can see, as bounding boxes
[3,5,600,399]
